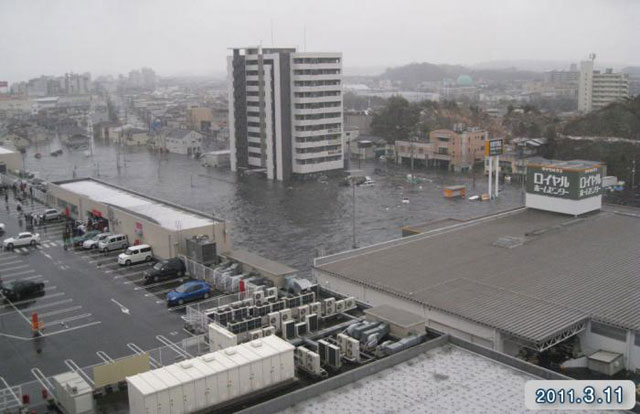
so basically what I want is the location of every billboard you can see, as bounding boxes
[484,139,504,157]
[526,165,602,200]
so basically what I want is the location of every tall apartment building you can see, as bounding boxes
[228,47,343,180]
[578,59,629,113]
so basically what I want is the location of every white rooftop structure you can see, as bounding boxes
[59,180,215,230]
[279,345,625,414]
[0,146,17,154]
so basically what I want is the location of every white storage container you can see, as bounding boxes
[127,336,295,414]
[52,371,94,414]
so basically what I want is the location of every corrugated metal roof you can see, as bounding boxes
[316,207,640,342]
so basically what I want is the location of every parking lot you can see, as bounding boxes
[0,195,216,385]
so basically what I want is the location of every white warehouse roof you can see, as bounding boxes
[59,179,215,230]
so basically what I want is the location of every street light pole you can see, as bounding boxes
[352,178,356,249]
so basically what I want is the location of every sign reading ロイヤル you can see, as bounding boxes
[526,165,602,200]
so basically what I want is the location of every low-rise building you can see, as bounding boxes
[187,107,214,133]
[159,128,203,156]
[125,128,150,146]
[395,125,487,172]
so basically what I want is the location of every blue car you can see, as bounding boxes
[166,280,212,306]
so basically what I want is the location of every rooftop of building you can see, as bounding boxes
[52,178,217,230]
[0,146,17,155]
[223,249,297,276]
[527,159,602,171]
[278,339,625,414]
[315,206,640,348]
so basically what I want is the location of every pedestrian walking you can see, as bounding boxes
[4,192,8,203]
[29,186,33,199]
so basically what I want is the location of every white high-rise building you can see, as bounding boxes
[578,58,629,113]
[228,47,343,181]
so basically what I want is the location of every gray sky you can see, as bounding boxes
[1,0,638,82]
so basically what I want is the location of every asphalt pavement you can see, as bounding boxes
[0,194,194,386]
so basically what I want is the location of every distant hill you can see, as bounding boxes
[562,96,640,139]
[379,62,539,88]
[622,66,640,78]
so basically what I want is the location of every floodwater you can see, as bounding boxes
[24,143,523,274]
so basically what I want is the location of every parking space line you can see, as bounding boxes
[113,270,148,280]
[144,287,176,297]
[3,274,42,283]
[1,264,29,272]
[134,279,185,290]
[0,256,22,262]
[38,306,83,318]
[39,321,102,338]
[0,292,65,309]
[0,259,23,266]
[0,299,73,317]
[43,313,92,326]
[0,292,31,325]
[2,269,35,278]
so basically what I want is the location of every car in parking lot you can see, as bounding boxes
[1,280,45,301]
[40,209,61,222]
[118,244,153,266]
[144,257,186,284]
[98,234,128,252]
[3,232,40,249]
[166,280,212,306]
[70,230,100,247]
[82,232,112,249]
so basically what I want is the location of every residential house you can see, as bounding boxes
[159,129,203,156]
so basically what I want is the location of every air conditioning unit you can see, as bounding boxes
[335,300,345,314]
[309,302,321,315]
[295,321,308,337]
[280,309,292,323]
[305,350,322,376]
[262,326,276,337]
[268,312,281,331]
[297,305,309,321]
[249,329,263,340]
[306,314,318,332]
[253,290,265,304]
[326,343,342,369]
[295,347,308,369]
[264,295,277,303]
[282,320,296,340]
[323,298,335,316]
[346,337,360,362]
[266,287,278,298]
[337,333,349,353]
[344,297,356,311]
[242,298,254,307]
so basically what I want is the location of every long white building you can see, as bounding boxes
[228,47,343,180]
[578,58,629,113]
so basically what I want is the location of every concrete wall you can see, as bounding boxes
[578,321,640,371]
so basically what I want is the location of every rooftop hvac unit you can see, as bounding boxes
[295,321,308,337]
[346,337,360,362]
[266,287,278,298]
[337,333,350,353]
[264,295,277,303]
[262,326,276,337]
[344,297,356,311]
[335,299,345,314]
[297,305,309,321]
[323,298,335,316]
[268,312,281,331]
[242,298,254,307]
[309,302,321,315]
[282,320,296,340]
[326,343,342,370]
[185,235,218,265]
[305,349,322,376]
[295,347,308,369]
[253,290,265,304]
[249,329,263,340]
[317,339,329,361]
[306,314,318,332]
[279,309,292,323]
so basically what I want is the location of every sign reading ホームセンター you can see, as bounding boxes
[526,165,602,200]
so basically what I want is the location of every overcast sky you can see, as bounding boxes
[1,0,638,82]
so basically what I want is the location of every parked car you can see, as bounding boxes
[82,232,112,249]
[144,258,186,284]
[166,281,212,306]
[3,232,40,249]
[118,244,153,266]
[70,230,100,247]
[98,234,128,253]
[40,209,61,222]
[1,280,45,301]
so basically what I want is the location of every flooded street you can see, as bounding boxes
[25,144,523,274]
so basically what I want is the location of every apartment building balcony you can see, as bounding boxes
[293,106,342,115]
[294,116,342,127]
[292,63,341,71]
[293,85,342,93]
[295,138,342,148]
[293,74,342,82]
[293,95,342,104]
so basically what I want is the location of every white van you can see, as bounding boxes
[98,234,128,253]
[118,244,153,266]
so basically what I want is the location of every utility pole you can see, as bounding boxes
[352,179,356,249]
